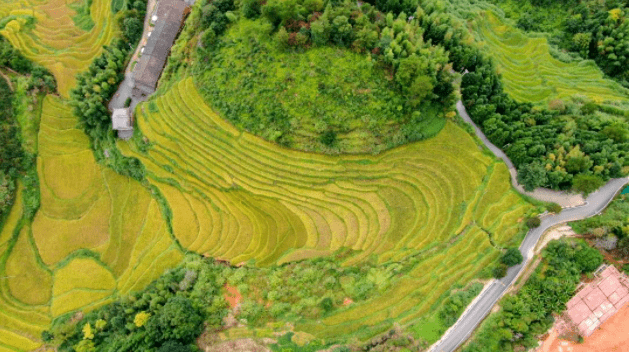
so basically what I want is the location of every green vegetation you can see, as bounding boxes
[463,239,603,352]
[571,193,628,272]
[68,0,96,31]
[500,247,523,266]
[393,0,629,192]
[474,12,627,104]
[189,0,458,153]
[489,0,629,84]
[409,282,483,344]
[119,76,534,343]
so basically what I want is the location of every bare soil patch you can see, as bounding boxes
[224,284,242,309]
[542,303,629,352]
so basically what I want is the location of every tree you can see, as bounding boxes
[501,248,523,267]
[574,245,603,272]
[526,217,541,228]
[572,174,604,195]
[144,296,204,345]
[157,341,193,352]
[517,162,548,191]
[492,264,508,279]
[122,17,143,44]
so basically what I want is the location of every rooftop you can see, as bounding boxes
[132,0,188,95]
[563,265,629,337]
[112,108,132,131]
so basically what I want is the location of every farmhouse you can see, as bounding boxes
[110,0,189,139]
[132,0,188,99]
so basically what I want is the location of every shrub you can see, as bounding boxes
[546,203,562,214]
[124,97,132,107]
[526,217,541,228]
[501,248,523,267]
[492,264,507,279]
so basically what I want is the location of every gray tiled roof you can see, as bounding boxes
[132,0,188,94]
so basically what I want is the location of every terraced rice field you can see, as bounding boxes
[120,77,534,337]
[475,12,628,104]
[0,96,181,350]
[0,0,117,96]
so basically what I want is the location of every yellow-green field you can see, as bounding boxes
[0,97,181,351]
[475,12,628,104]
[118,77,533,337]
[0,0,117,96]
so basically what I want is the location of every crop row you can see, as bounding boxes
[476,12,627,104]
[0,0,117,95]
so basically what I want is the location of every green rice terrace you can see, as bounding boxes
[0,0,627,349]
[474,12,628,104]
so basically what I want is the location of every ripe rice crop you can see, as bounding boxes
[0,96,179,349]
[120,77,534,337]
[0,0,117,96]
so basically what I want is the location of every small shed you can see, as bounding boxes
[112,108,133,139]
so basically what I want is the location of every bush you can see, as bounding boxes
[124,97,132,107]
[492,264,508,279]
[526,217,541,228]
[546,203,562,214]
[501,248,523,267]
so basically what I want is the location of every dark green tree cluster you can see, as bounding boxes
[43,256,227,351]
[0,37,56,220]
[69,4,147,180]
[0,76,20,220]
[0,37,56,92]
[463,239,602,352]
[402,0,628,192]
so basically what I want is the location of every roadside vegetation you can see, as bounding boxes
[462,238,603,351]
[571,191,629,273]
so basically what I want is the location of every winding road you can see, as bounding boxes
[429,102,629,352]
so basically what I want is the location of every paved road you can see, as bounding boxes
[456,101,584,207]
[429,103,629,352]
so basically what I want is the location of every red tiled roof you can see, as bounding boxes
[583,287,606,310]
[563,266,629,337]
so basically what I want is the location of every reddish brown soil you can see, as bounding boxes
[544,303,629,352]
[224,284,242,309]
[342,297,353,306]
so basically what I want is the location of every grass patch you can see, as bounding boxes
[196,18,446,154]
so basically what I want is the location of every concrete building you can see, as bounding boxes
[112,108,134,140]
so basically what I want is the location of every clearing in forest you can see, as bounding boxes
[474,12,628,104]
[119,77,534,338]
